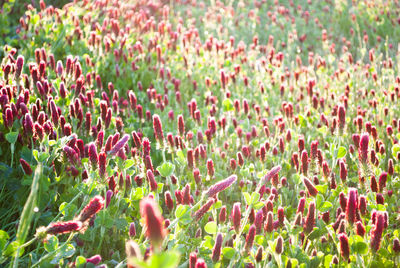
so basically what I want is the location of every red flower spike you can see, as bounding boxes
[193,198,215,221]
[338,233,350,260]
[189,252,197,268]
[146,170,158,192]
[88,143,98,168]
[346,188,358,224]
[152,114,164,141]
[46,220,82,235]
[109,134,130,156]
[244,225,256,253]
[77,195,104,222]
[370,212,386,252]
[232,202,241,233]
[303,177,318,197]
[212,233,223,262]
[20,158,33,175]
[206,175,237,197]
[140,197,166,248]
[303,201,316,234]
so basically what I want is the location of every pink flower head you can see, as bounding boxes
[140,197,166,248]
[232,202,241,233]
[244,225,256,253]
[20,158,33,175]
[46,220,82,235]
[152,114,164,141]
[193,198,215,221]
[338,233,350,260]
[206,175,237,197]
[77,195,104,222]
[212,233,223,262]
[358,133,369,164]
[303,201,316,233]
[108,134,130,156]
[345,188,358,224]
[303,177,318,197]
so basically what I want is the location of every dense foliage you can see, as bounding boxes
[1,0,400,267]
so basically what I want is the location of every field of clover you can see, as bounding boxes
[1,0,400,267]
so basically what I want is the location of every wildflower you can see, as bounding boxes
[147,170,158,192]
[195,259,207,268]
[212,233,223,262]
[338,233,350,260]
[152,114,164,141]
[99,152,107,178]
[346,188,358,224]
[206,175,237,197]
[355,221,365,236]
[301,150,308,175]
[244,225,256,253]
[46,220,82,235]
[193,198,215,221]
[77,195,104,222]
[165,191,174,211]
[275,236,283,254]
[86,255,102,265]
[20,158,33,175]
[255,246,263,262]
[109,134,130,155]
[370,211,386,252]
[178,115,185,136]
[265,211,274,233]
[297,198,308,216]
[303,177,318,197]
[303,201,316,233]
[261,165,281,184]
[140,197,166,248]
[189,252,197,268]
[88,142,98,168]
[129,222,136,237]
[106,190,113,208]
[232,202,241,233]
[207,159,214,177]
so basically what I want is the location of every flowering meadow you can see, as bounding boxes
[1,0,400,267]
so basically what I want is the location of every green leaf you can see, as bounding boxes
[337,146,347,159]
[3,241,20,257]
[124,159,135,169]
[157,162,175,177]
[38,152,50,163]
[352,241,368,255]
[175,205,190,219]
[222,247,235,259]
[250,192,260,205]
[253,202,265,210]
[5,132,18,144]
[308,227,322,240]
[222,98,234,112]
[315,194,324,209]
[392,144,400,159]
[0,230,10,252]
[51,243,75,264]
[243,192,251,206]
[75,256,87,268]
[204,221,217,234]
[44,235,59,252]
[319,201,333,212]
[132,251,180,268]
